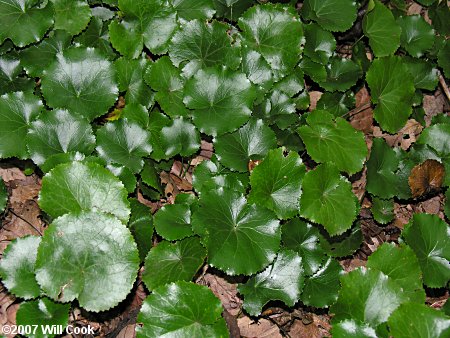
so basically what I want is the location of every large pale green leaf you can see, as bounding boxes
[128,199,153,262]
[300,163,359,236]
[16,298,70,338]
[301,0,357,32]
[171,0,215,20]
[367,243,425,303]
[169,19,240,78]
[51,0,92,36]
[183,67,255,136]
[0,91,42,159]
[239,4,304,79]
[154,203,193,241]
[398,15,435,58]
[417,123,450,157]
[403,213,450,288]
[136,281,228,338]
[388,303,450,338]
[0,236,41,299]
[215,118,277,172]
[366,56,415,133]
[27,109,95,166]
[192,188,281,275]
[303,23,336,65]
[0,0,54,47]
[238,250,304,316]
[0,177,6,213]
[41,47,118,121]
[298,110,367,174]
[142,237,206,291]
[363,1,400,57]
[35,211,139,312]
[109,0,178,57]
[161,117,200,158]
[249,148,306,219]
[96,119,152,173]
[331,267,410,327]
[39,161,130,223]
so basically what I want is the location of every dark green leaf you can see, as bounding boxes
[320,225,363,258]
[154,203,193,241]
[398,15,435,58]
[241,48,274,91]
[0,177,6,213]
[303,23,336,65]
[371,197,394,224]
[171,0,215,20]
[52,0,92,36]
[213,0,254,20]
[161,117,200,158]
[438,40,450,79]
[417,123,450,157]
[128,199,153,261]
[301,0,357,32]
[404,57,439,91]
[332,319,378,338]
[429,2,450,36]
[316,91,355,117]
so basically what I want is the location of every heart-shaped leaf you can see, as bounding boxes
[52,0,92,36]
[398,15,435,58]
[39,161,130,223]
[154,203,193,241]
[41,47,118,121]
[161,117,201,158]
[301,0,357,32]
[35,211,140,312]
[238,249,304,316]
[0,236,41,299]
[142,237,206,291]
[192,188,281,275]
[249,148,306,219]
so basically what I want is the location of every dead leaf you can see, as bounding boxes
[408,159,445,198]
[407,2,423,15]
[373,119,423,150]
[237,317,282,338]
[350,86,373,134]
[308,91,323,111]
[423,92,446,126]
[287,314,331,338]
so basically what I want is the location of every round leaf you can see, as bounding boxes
[27,109,96,166]
[41,47,118,121]
[238,249,304,316]
[171,0,215,20]
[370,197,394,224]
[398,15,435,58]
[192,188,281,275]
[0,236,41,299]
[52,0,92,36]
[136,281,228,338]
[303,23,336,65]
[161,117,201,158]
[300,163,359,236]
[248,148,306,219]
[142,237,206,291]
[35,211,140,312]
[183,67,255,136]
[39,161,130,223]
[301,0,357,32]
[154,203,193,241]
[0,91,43,159]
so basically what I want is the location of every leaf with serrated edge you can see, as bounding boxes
[301,0,357,32]
[171,0,215,20]
[370,197,394,224]
[398,15,435,58]
[52,0,92,36]
[239,249,304,316]
[192,188,281,275]
[0,236,41,299]
[304,23,336,65]
[35,211,139,312]
[154,203,193,241]
[39,161,130,223]
[142,237,206,291]
[161,117,200,158]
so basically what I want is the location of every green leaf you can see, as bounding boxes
[35,211,139,312]
[397,15,435,58]
[331,267,410,327]
[39,161,130,223]
[300,163,359,236]
[248,148,306,219]
[192,188,281,275]
[429,2,450,36]
[171,0,215,20]
[109,0,178,57]
[316,91,355,117]
[96,119,152,173]
[144,56,189,118]
[136,281,228,338]
[0,0,54,47]
[366,138,400,199]
[239,4,304,79]
[0,52,34,95]
[16,298,70,338]
[213,0,254,20]
[238,249,304,316]
[161,117,201,158]
[51,0,92,35]
[241,48,274,91]
[371,197,394,224]
[388,303,450,338]
[417,123,450,157]
[362,1,401,57]
[154,203,194,241]
[128,199,153,262]
[183,67,255,136]
[403,213,450,288]
[445,189,450,220]
[0,177,6,213]
[366,56,415,133]
[438,41,450,79]
[298,110,367,174]
[320,225,363,258]
[214,118,277,172]
[367,243,425,303]
[114,57,154,107]
[404,57,439,91]
[0,91,42,159]
[142,237,206,291]
[108,164,137,193]
[332,319,378,338]
[169,19,239,78]
[41,47,118,121]
[27,109,96,167]
[0,236,41,299]
[147,109,171,161]
[302,257,343,308]
[301,0,357,32]
[303,23,336,65]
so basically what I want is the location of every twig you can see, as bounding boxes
[7,208,42,236]
[438,70,450,103]
[341,102,372,118]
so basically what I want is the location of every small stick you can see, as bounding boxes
[341,102,372,118]
[7,208,42,236]
[438,71,450,103]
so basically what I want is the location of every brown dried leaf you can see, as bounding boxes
[373,119,423,150]
[408,159,445,198]
[423,92,446,127]
[308,91,323,111]
[237,317,282,338]
[350,86,373,134]
[287,314,331,338]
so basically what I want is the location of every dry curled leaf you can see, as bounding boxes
[408,159,445,198]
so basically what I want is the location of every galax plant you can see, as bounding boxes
[0,0,449,337]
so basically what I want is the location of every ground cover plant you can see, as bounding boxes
[0,0,449,337]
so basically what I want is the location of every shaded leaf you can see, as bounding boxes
[0,177,6,213]
[404,57,439,91]
[398,15,435,58]
[154,203,193,241]
[301,0,357,32]
[320,225,363,258]
[213,0,254,20]
[371,197,394,224]
[161,117,201,158]
[171,0,215,20]
[128,199,153,261]
[303,23,336,65]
